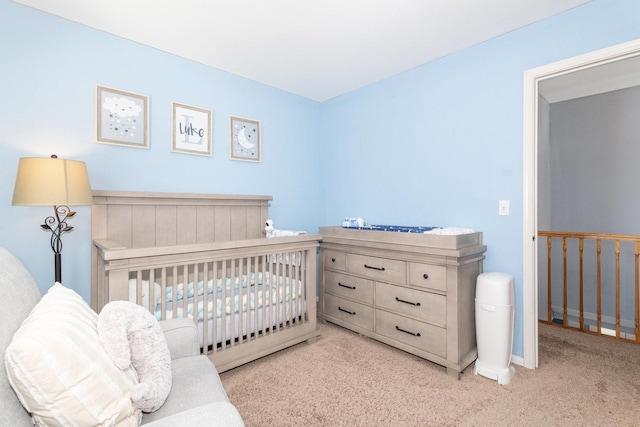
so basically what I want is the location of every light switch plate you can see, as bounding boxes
[499,200,510,216]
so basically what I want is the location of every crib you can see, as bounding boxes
[91,190,321,372]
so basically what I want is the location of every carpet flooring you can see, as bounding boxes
[220,322,640,426]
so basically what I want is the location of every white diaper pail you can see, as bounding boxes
[473,272,515,385]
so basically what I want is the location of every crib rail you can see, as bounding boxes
[93,234,321,371]
[539,230,640,343]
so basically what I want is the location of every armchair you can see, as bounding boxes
[0,247,244,426]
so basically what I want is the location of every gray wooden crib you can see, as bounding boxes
[91,190,320,372]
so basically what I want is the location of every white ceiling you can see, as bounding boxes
[13,0,592,102]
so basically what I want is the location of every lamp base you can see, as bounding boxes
[55,252,61,283]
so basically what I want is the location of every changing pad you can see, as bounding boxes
[342,225,475,235]
[342,225,440,233]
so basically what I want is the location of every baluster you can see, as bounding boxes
[597,239,602,335]
[547,236,553,324]
[563,237,568,327]
[615,240,621,339]
[636,242,640,344]
[579,238,584,331]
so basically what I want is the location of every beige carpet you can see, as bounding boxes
[220,322,640,426]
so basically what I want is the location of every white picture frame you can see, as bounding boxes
[96,85,149,149]
[171,102,213,156]
[229,116,261,162]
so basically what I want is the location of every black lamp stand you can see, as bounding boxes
[41,205,76,283]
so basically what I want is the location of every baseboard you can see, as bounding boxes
[549,305,635,330]
[510,354,524,367]
[547,305,637,341]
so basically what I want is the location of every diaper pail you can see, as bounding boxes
[473,272,515,385]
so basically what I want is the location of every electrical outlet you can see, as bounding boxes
[499,200,510,216]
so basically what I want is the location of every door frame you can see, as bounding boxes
[522,38,640,369]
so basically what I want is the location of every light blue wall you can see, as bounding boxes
[320,0,640,357]
[0,0,322,302]
[3,0,640,359]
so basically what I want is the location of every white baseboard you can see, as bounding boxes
[511,354,524,367]
[549,305,635,329]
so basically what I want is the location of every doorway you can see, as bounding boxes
[523,38,640,369]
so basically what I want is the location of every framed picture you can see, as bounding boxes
[96,85,149,148]
[171,102,212,156]
[229,116,261,162]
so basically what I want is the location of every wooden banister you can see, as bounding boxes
[539,230,640,344]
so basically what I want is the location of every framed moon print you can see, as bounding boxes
[96,85,149,148]
[229,116,261,162]
[171,102,212,156]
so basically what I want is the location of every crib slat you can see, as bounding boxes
[231,259,237,348]
[135,270,142,307]
[159,269,165,321]
[212,262,219,354]
[183,263,189,325]
[261,254,267,336]
[288,251,294,326]
[238,257,245,345]
[150,269,156,313]
[252,255,259,339]
[302,249,309,323]
[222,260,229,349]
[202,262,209,352]
[274,255,281,333]
[172,266,178,320]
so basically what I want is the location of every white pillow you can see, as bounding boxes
[4,283,141,427]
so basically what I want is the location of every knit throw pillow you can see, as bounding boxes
[98,301,172,413]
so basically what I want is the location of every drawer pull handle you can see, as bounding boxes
[395,297,421,307]
[364,264,386,271]
[338,306,356,315]
[338,282,356,290]
[396,326,421,337]
[331,258,336,262]
[423,273,429,280]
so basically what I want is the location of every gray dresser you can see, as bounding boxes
[318,226,486,379]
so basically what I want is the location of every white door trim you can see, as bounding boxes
[523,38,640,369]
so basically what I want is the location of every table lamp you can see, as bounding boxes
[12,155,93,283]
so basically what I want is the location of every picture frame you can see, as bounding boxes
[96,85,149,149]
[229,116,261,162]
[171,102,212,156]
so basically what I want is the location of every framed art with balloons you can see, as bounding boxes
[229,116,261,162]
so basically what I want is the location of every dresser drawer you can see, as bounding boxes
[323,250,346,271]
[324,294,374,331]
[324,270,374,304]
[346,253,406,284]
[375,282,446,327]
[375,310,446,358]
[408,262,446,292]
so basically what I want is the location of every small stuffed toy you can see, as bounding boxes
[98,301,172,413]
[265,219,307,238]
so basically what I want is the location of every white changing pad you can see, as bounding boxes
[423,227,475,235]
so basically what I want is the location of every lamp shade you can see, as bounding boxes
[12,157,93,206]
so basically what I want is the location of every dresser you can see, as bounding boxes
[318,226,486,379]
